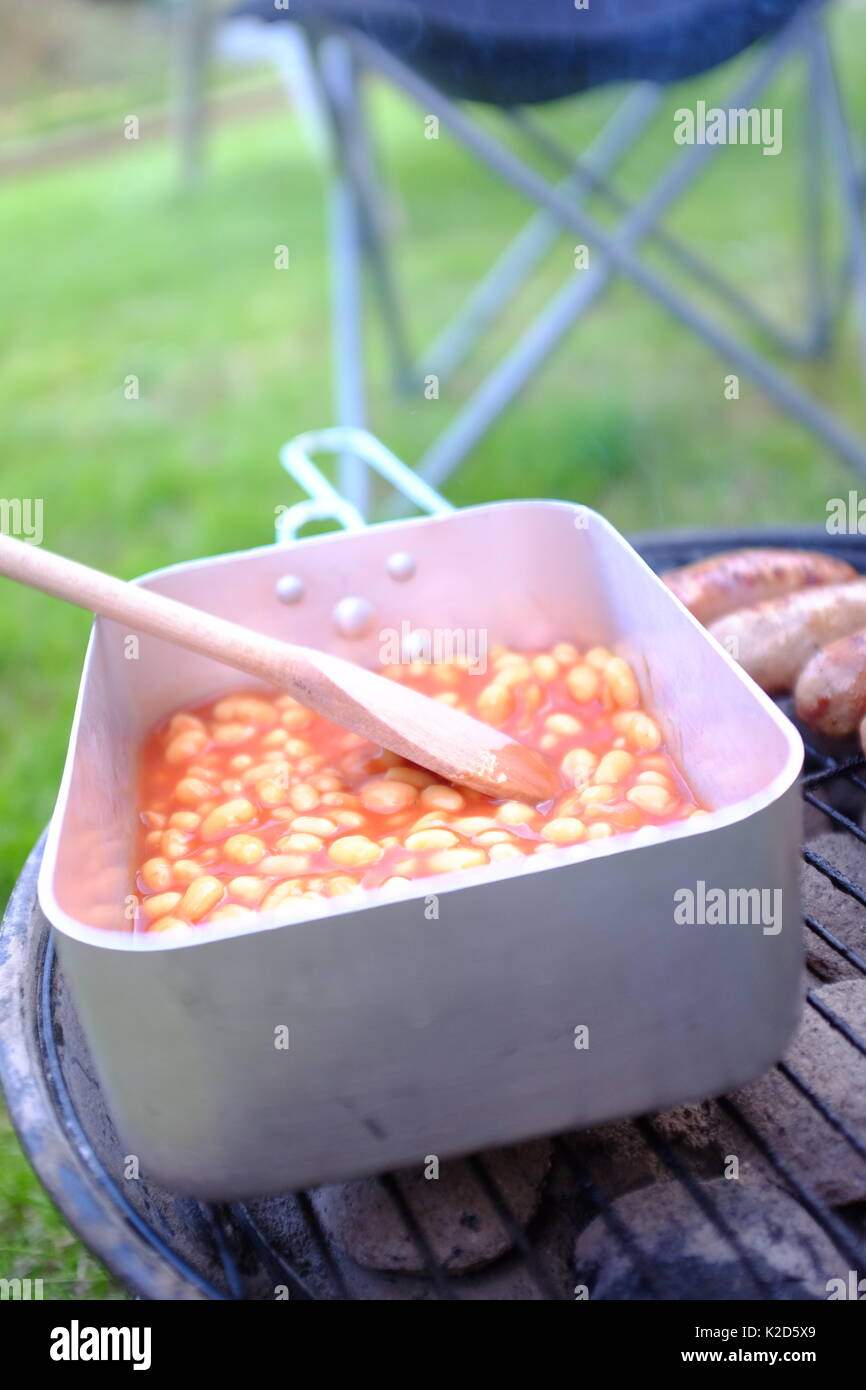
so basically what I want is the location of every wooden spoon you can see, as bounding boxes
[0,535,558,803]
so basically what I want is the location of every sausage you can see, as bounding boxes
[662,549,856,625]
[794,631,866,736]
[708,580,866,693]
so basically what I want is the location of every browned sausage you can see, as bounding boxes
[708,581,866,693]
[794,631,866,736]
[662,549,856,625]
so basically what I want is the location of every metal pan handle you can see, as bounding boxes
[275,427,453,541]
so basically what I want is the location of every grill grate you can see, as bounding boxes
[3,528,865,1300]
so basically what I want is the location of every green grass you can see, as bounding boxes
[1,4,866,1298]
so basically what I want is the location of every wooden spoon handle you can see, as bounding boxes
[0,532,318,694]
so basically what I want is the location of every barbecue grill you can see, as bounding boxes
[1,444,864,1300]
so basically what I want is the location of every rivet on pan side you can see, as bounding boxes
[333,596,375,639]
[275,575,305,605]
[386,551,416,582]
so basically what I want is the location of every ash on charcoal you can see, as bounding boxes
[720,979,866,1205]
[564,1103,726,1201]
[310,1140,552,1275]
[574,1179,842,1300]
[801,832,866,981]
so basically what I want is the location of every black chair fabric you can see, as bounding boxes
[230,0,810,104]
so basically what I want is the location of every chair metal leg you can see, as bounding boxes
[812,23,866,383]
[351,3,866,486]
[420,83,664,384]
[315,36,370,515]
[510,106,822,360]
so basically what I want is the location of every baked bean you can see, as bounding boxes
[586,821,614,839]
[532,654,559,681]
[288,816,337,838]
[141,892,183,921]
[361,778,418,814]
[279,833,324,853]
[594,750,636,784]
[180,876,224,922]
[475,829,516,846]
[605,657,640,708]
[553,642,579,665]
[259,854,310,876]
[260,881,303,914]
[224,834,266,865]
[477,682,513,725]
[140,857,173,892]
[545,713,582,737]
[281,706,313,730]
[420,784,465,813]
[634,770,672,789]
[584,646,613,669]
[148,915,192,935]
[175,777,217,805]
[541,817,586,845]
[625,713,662,751]
[383,766,438,789]
[488,842,526,861]
[257,777,290,807]
[561,748,598,786]
[161,828,193,860]
[172,859,205,887]
[289,782,320,812]
[327,875,361,897]
[209,904,255,922]
[626,784,676,815]
[333,810,365,830]
[405,829,459,851]
[165,730,207,764]
[168,712,205,738]
[228,876,268,906]
[496,802,539,828]
[494,660,533,689]
[313,774,342,792]
[168,810,200,831]
[200,798,256,840]
[427,847,488,873]
[214,696,275,725]
[212,722,256,746]
[297,753,325,773]
[566,664,599,704]
[453,815,498,835]
[578,783,618,805]
[328,836,383,867]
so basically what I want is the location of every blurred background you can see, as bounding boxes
[1,0,864,1297]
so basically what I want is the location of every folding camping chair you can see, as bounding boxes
[222,0,866,512]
